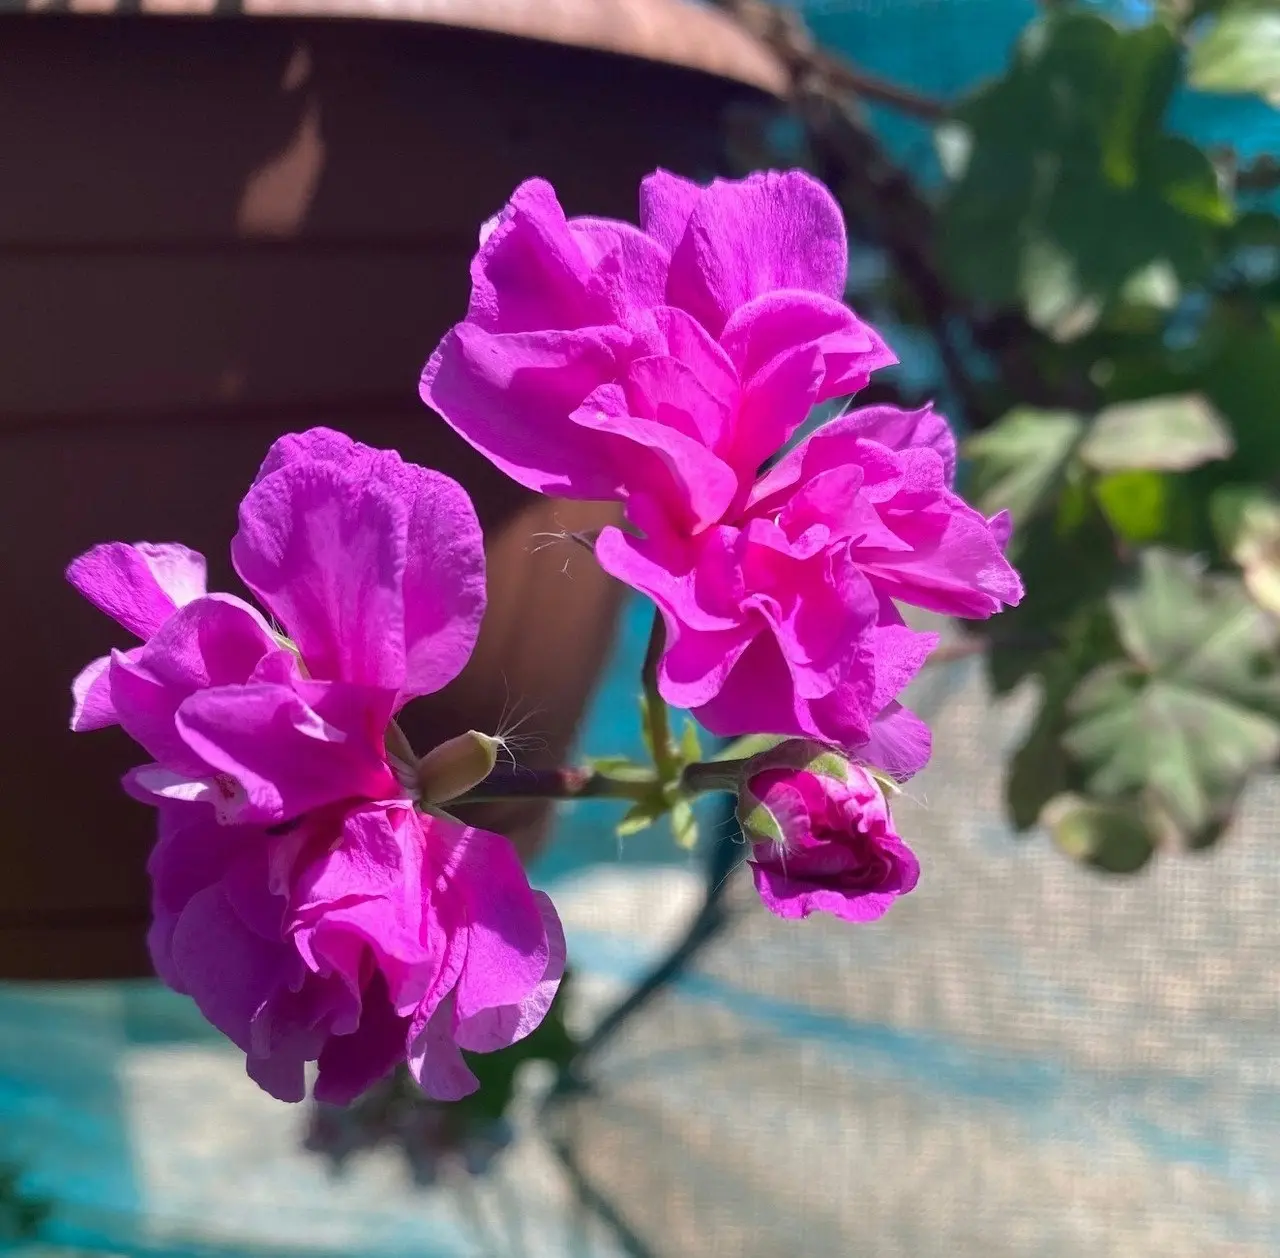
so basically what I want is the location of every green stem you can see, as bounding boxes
[642,609,678,784]
[454,765,656,806]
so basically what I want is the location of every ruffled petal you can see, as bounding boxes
[313,974,410,1107]
[107,595,275,775]
[168,880,301,1053]
[66,541,207,640]
[250,430,487,706]
[570,384,739,532]
[409,995,479,1102]
[855,449,1025,617]
[719,292,897,473]
[422,322,635,500]
[232,458,410,690]
[70,654,119,732]
[174,681,397,824]
[664,170,849,338]
[454,890,566,1053]
[841,403,957,485]
[433,821,551,1024]
[857,702,932,780]
[638,168,703,254]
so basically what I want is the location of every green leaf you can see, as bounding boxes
[1227,491,1280,617]
[1202,325,1280,479]
[670,799,699,850]
[963,408,1086,523]
[1042,793,1156,874]
[940,12,1227,322]
[983,494,1119,694]
[679,718,702,766]
[1063,549,1280,840]
[1078,393,1234,472]
[1189,3,1280,105]
[616,800,665,838]
[585,755,655,784]
[1094,470,1177,543]
[1007,685,1072,831]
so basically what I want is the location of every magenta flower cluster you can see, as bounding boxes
[69,168,1022,1104]
[68,432,562,1104]
[423,170,1021,779]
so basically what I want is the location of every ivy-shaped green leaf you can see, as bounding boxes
[1078,393,1234,472]
[963,408,1086,524]
[941,12,1230,330]
[1063,549,1280,841]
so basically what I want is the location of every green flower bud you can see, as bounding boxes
[416,730,500,804]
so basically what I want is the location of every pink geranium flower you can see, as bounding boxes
[67,428,564,1104]
[736,741,918,923]
[421,169,1021,774]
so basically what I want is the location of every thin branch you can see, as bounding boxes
[713,0,949,121]
[455,766,648,804]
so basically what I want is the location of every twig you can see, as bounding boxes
[455,766,648,804]
[714,0,949,121]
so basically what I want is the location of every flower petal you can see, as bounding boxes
[464,178,601,333]
[408,994,479,1102]
[431,820,550,1025]
[250,430,487,705]
[664,170,848,338]
[232,459,408,690]
[454,890,566,1053]
[856,449,1024,617]
[858,702,932,780]
[569,216,670,321]
[841,403,957,485]
[175,681,397,824]
[422,322,635,500]
[66,541,207,640]
[108,595,275,775]
[750,863,901,923]
[313,974,410,1107]
[169,880,301,1052]
[692,631,877,749]
[570,384,739,532]
[70,654,119,732]
[638,168,703,254]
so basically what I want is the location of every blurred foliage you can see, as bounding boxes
[0,1160,51,1244]
[305,974,578,1181]
[952,4,1280,870]
[719,0,1280,871]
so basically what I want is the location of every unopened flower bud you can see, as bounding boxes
[416,730,500,804]
[735,739,918,924]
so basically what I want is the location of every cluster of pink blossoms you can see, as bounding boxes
[423,170,1021,778]
[68,432,562,1104]
[69,169,1021,1105]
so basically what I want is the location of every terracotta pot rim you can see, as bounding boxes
[7,0,787,96]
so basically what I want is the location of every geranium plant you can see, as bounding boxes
[68,168,1019,1102]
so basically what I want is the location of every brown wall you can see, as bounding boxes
[0,14,754,976]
